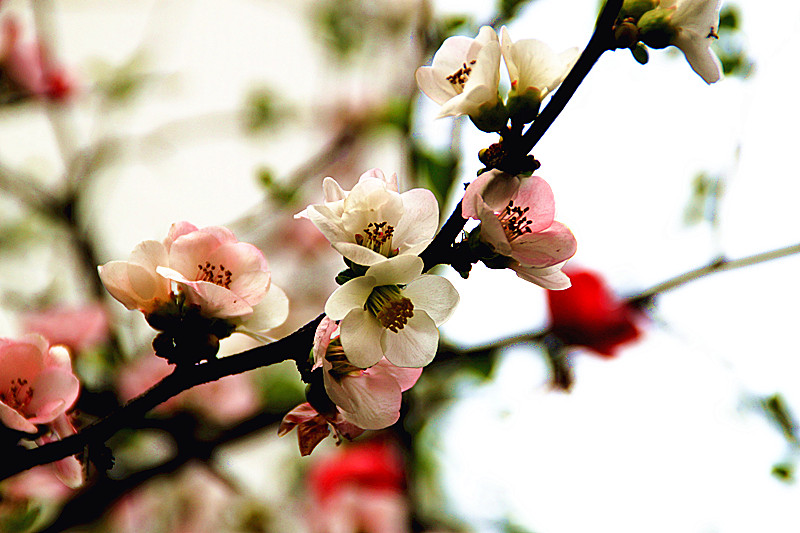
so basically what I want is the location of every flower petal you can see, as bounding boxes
[325,276,377,320]
[380,311,439,368]
[239,283,289,332]
[402,275,459,326]
[340,309,385,368]
[511,221,577,267]
[366,255,423,286]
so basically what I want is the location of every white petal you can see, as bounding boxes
[239,283,289,332]
[340,308,385,368]
[366,255,423,286]
[394,189,439,249]
[403,275,459,326]
[332,242,388,266]
[325,276,377,320]
[381,311,439,368]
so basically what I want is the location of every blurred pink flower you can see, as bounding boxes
[313,317,422,430]
[462,170,577,289]
[22,304,109,354]
[279,402,364,457]
[0,17,76,101]
[117,351,259,425]
[308,440,409,533]
[0,336,80,433]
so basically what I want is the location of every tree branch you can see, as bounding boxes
[0,313,324,482]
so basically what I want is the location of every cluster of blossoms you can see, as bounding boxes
[416,25,579,131]
[98,221,289,364]
[282,169,459,454]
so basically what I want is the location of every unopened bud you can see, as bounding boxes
[469,100,509,133]
[620,0,659,21]
[637,7,678,49]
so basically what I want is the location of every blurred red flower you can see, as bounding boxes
[546,268,642,357]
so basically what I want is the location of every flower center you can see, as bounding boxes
[355,221,397,257]
[325,338,364,381]
[446,60,476,89]
[364,285,414,333]
[497,200,533,242]
[197,261,233,289]
[0,378,34,411]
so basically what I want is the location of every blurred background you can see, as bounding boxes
[0,0,798,531]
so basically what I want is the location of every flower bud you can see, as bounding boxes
[469,100,509,133]
[507,90,541,125]
[620,0,659,21]
[637,7,678,49]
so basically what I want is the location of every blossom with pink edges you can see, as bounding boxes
[279,402,365,456]
[155,222,288,330]
[462,170,577,289]
[0,336,80,434]
[99,222,288,337]
[415,26,502,119]
[299,169,439,266]
[313,317,422,430]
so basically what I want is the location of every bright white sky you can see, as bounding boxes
[2,0,799,532]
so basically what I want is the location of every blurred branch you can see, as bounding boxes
[438,241,800,360]
[0,314,324,482]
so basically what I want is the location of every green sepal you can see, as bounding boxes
[631,43,649,64]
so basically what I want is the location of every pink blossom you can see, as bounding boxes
[0,18,76,102]
[279,403,364,456]
[22,304,109,354]
[462,170,577,289]
[156,222,288,329]
[0,336,80,434]
[99,222,289,338]
[308,440,409,533]
[313,317,422,430]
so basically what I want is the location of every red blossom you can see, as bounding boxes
[546,268,642,357]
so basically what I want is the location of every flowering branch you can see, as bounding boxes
[0,313,324,482]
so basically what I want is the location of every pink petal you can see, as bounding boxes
[512,176,556,233]
[328,368,403,430]
[0,402,38,432]
[28,368,80,420]
[510,221,577,267]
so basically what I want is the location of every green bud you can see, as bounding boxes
[637,7,677,49]
[469,99,509,133]
[620,0,659,21]
[631,43,650,64]
[507,90,541,125]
